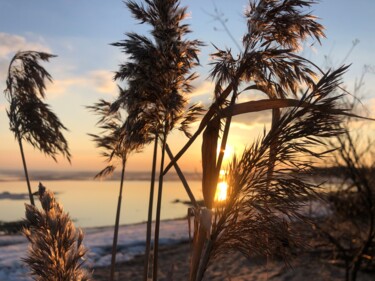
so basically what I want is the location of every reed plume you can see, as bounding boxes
[112,1,202,279]
[195,65,351,280]
[186,1,330,279]
[88,96,150,281]
[4,51,71,206]
[22,183,91,281]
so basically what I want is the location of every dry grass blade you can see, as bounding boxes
[163,83,235,176]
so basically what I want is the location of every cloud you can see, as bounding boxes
[231,121,258,131]
[191,80,214,98]
[367,97,375,113]
[0,33,52,87]
[0,32,51,58]
[232,110,272,127]
[47,70,117,99]
[88,70,117,95]
[47,77,86,98]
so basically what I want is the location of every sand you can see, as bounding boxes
[92,241,375,281]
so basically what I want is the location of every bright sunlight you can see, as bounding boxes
[214,181,228,202]
[215,169,228,202]
[217,144,234,163]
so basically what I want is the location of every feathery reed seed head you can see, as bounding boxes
[22,183,91,281]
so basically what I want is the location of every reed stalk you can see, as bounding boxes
[110,158,127,281]
[4,51,70,206]
[143,135,159,281]
[88,99,149,281]
[17,136,34,206]
[166,144,198,208]
[153,130,167,280]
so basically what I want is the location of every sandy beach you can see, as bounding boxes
[92,240,375,281]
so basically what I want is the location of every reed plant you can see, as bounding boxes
[87,1,369,280]
[313,69,375,280]
[155,0,367,280]
[4,51,71,206]
[195,66,353,280]
[5,2,372,281]
[23,183,91,281]
[319,129,375,281]
[88,96,150,281]
[111,1,202,279]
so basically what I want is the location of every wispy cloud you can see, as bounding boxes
[368,97,375,112]
[231,111,271,129]
[191,80,214,99]
[0,33,118,100]
[88,70,117,95]
[47,70,117,99]
[230,121,256,131]
[0,33,52,86]
[0,32,51,58]
[47,77,86,98]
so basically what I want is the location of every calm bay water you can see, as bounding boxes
[0,179,202,228]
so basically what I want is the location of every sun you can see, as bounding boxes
[217,145,235,162]
[214,181,228,202]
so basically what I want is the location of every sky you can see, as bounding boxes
[0,0,375,173]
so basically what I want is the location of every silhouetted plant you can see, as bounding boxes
[4,51,71,206]
[128,0,373,280]
[195,66,353,280]
[23,183,91,281]
[172,0,330,279]
[164,0,324,175]
[311,73,375,280]
[320,129,375,281]
[107,1,368,280]
[112,0,202,279]
[88,96,150,281]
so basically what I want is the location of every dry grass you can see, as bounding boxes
[22,183,91,281]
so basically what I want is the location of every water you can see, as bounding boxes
[0,179,202,228]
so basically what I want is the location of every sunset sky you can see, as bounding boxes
[1,0,375,173]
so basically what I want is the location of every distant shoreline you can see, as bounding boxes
[0,166,356,182]
[0,169,202,182]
